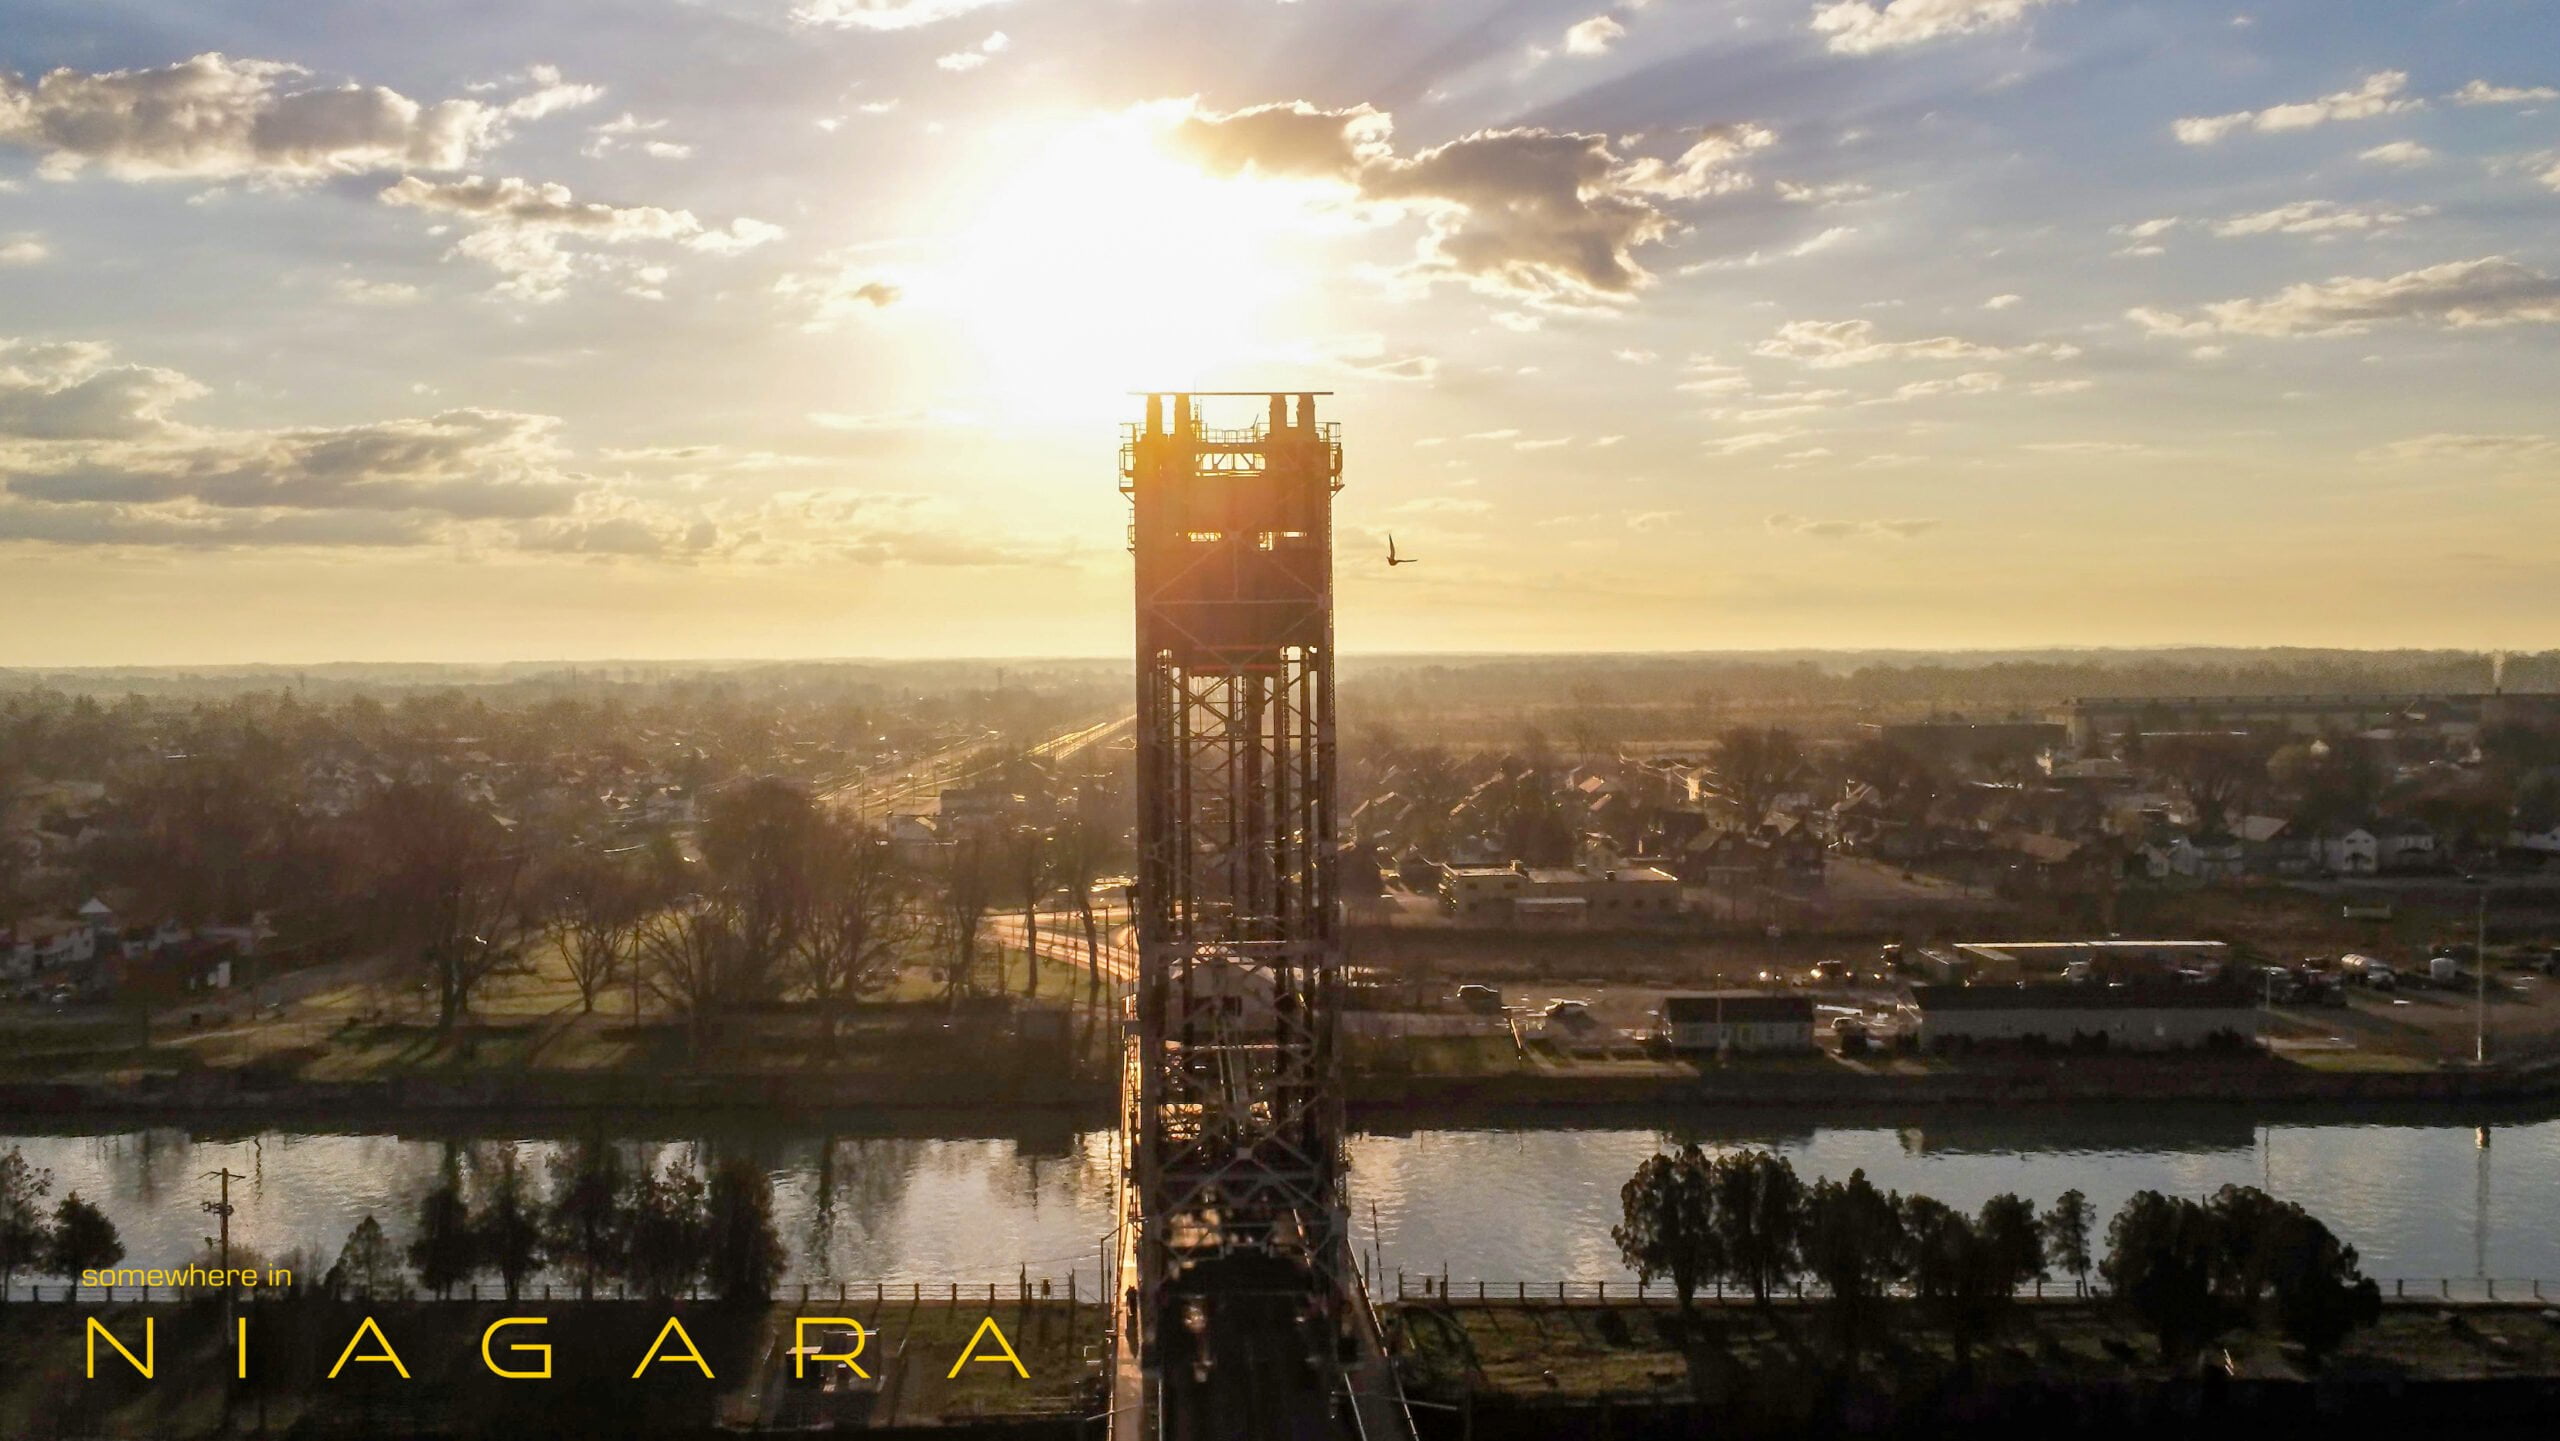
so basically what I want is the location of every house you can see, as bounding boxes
[2370,816,2437,872]
[1909,983,2259,1053]
[2137,830,2244,883]
[2510,820,2560,856]
[1661,992,1816,1053]
[884,811,943,865]
[2237,815,2315,876]
[2317,826,2379,876]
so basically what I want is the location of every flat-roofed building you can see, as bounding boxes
[1438,861,1681,924]
[1662,992,1816,1053]
[1910,983,2258,1053]
[1953,939,2231,983]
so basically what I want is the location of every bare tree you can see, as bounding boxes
[634,896,742,1064]
[1005,825,1054,999]
[699,777,820,1006]
[933,834,999,1002]
[542,853,645,1014]
[1709,725,1806,832]
[1559,680,1614,760]
[1050,807,1112,1011]
[364,779,530,1032]
[2157,734,2265,838]
[792,820,914,1051]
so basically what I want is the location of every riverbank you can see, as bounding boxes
[1391,1296,2560,1439]
[9,1045,2560,1123]
[1347,1048,2560,1113]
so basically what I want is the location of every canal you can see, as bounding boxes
[6,1107,2554,1297]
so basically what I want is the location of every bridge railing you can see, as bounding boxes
[1391,1275,2560,1306]
[0,1274,1110,1307]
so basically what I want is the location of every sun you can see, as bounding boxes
[921,112,1320,420]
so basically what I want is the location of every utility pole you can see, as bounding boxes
[2474,881,2489,1066]
[203,1167,245,1272]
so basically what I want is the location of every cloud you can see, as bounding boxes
[2211,199,2430,237]
[0,52,517,181]
[381,175,781,298]
[937,32,1009,71]
[1565,16,1627,56]
[0,498,444,549]
[792,0,1008,30]
[0,335,581,544]
[585,112,692,160]
[2174,72,2420,145]
[0,234,45,265]
[1776,179,1871,205]
[1705,430,1803,455]
[1301,334,1441,382]
[1166,102,1772,303]
[9,407,584,518]
[1811,0,2062,55]
[1370,125,1768,301]
[1875,370,2004,402]
[2109,215,2179,256]
[0,338,205,440]
[1753,317,2076,367]
[332,276,421,305]
[1983,293,2022,309]
[1765,511,1939,538]
[492,64,603,122]
[1166,101,1395,182]
[2451,80,2560,107]
[1678,222,1852,273]
[2128,256,2560,338]
[773,264,902,330]
[2361,432,2559,465]
[2358,140,2435,167]
[0,336,1043,565]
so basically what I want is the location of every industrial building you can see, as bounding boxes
[1661,992,1817,1053]
[1908,983,2260,1053]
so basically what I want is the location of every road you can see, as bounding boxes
[986,901,1139,990]
[823,712,1135,820]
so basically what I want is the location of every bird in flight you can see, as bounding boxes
[1386,533,1418,567]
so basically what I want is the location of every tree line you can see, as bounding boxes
[1614,1148,2380,1364]
[325,1143,785,1304]
[0,1146,126,1295]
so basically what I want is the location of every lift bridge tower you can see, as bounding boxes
[1113,393,1390,1438]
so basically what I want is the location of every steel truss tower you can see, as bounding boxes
[1122,391,1348,1336]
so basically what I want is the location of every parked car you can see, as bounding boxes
[1456,984,1503,1014]
[1542,998,1594,1026]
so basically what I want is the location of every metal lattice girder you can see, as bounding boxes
[1122,393,1349,1329]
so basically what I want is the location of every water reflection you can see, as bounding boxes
[5,1108,2555,1297]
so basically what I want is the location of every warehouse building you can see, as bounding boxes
[1909,983,2259,1053]
[1661,992,1817,1054]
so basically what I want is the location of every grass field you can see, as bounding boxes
[0,929,1112,1090]
[1400,1297,2560,1402]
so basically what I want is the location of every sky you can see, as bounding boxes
[1,0,2556,666]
